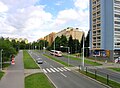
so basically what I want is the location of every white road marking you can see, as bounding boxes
[43,69,47,73]
[60,72,67,77]
[50,68,56,72]
[61,67,67,71]
[57,67,63,72]
[64,67,71,71]
[46,68,52,73]
[53,68,60,72]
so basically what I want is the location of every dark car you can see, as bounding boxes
[36,58,43,64]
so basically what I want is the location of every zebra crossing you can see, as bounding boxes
[42,67,71,73]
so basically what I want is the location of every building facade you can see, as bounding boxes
[44,32,56,45]
[90,0,120,60]
[55,27,83,42]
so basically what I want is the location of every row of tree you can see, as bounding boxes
[0,31,90,62]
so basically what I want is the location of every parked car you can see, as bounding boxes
[114,57,120,63]
[36,58,43,64]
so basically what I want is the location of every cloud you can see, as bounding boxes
[0,2,8,12]
[0,0,89,42]
[74,0,89,10]
[55,1,64,6]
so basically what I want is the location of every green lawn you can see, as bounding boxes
[63,54,102,66]
[25,73,55,88]
[0,71,5,80]
[109,68,120,72]
[43,54,72,67]
[23,50,39,69]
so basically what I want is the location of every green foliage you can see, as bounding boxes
[0,38,17,62]
[23,50,39,69]
[25,73,55,88]
[0,71,5,80]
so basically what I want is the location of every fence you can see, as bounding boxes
[79,66,120,88]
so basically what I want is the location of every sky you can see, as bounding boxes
[0,0,89,42]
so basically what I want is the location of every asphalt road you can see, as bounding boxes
[44,50,120,83]
[0,50,24,88]
[28,50,106,88]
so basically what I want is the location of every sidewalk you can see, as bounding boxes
[0,50,24,88]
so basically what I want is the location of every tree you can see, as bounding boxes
[68,35,74,54]
[73,39,80,53]
[60,35,67,47]
[0,38,17,62]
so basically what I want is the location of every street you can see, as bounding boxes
[43,50,120,83]
[29,50,107,88]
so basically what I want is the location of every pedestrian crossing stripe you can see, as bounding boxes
[53,68,59,72]
[43,67,71,73]
[46,68,52,73]
[50,68,56,72]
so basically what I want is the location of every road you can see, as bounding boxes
[43,50,120,83]
[0,50,24,88]
[28,50,107,88]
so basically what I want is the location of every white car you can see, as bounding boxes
[114,57,120,63]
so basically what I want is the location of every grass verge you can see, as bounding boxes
[23,50,39,69]
[0,71,5,80]
[2,63,10,68]
[25,73,55,88]
[80,70,120,88]
[43,54,72,67]
[63,54,102,66]
[109,68,120,72]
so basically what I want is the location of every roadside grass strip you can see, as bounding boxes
[109,68,120,72]
[63,54,102,66]
[23,50,39,69]
[43,54,72,67]
[80,71,120,88]
[0,71,5,80]
[25,73,55,88]
[3,63,10,68]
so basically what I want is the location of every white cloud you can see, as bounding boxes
[74,0,89,10]
[0,0,89,42]
[0,2,8,12]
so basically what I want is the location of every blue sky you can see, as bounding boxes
[0,0,89,42]
[35,0,75,16]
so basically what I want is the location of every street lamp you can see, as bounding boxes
[60,46,70,66]
[82,33,85,69]
[1,49,3,71]
[79,29,85,70]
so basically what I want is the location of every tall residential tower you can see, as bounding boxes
[90,0,120,60]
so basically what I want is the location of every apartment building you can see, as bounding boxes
[90,0,120,60]
[44,32,56,45]
[55,27,83,42]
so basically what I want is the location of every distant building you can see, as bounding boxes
[90,0,120,60]
[44,32,56,45]
[55,27,83,42]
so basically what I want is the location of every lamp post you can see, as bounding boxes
[82,33,85,69]
[1,49,3,71]
[60,46,70,66]
[79,29,85,70]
